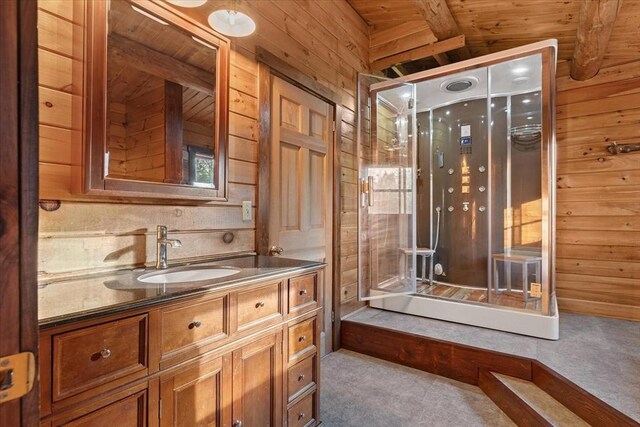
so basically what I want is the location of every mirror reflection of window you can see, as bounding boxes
[182,146,215,187]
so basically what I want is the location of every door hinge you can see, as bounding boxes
[332,121,336,132]
[331,311,335,323]
[0,352,35,404]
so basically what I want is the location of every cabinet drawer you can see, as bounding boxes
[287,355,316,402]
[52,315,148,401]
[287,317,316,362]
[287,391,317,427]
[161,295,228,355]
[288,274,318,314]
[53,390,147,426]
[236,282,282,331]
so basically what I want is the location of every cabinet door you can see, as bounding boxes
[232,331,283,427]
[160,355,232,427]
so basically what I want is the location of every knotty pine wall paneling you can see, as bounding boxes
[554,60,640,320]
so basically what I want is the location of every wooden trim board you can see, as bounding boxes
[478,369,552,427]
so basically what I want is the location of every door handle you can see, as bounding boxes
[368,176,374,206]
[268,245,284,256]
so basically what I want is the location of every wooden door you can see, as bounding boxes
[159,355,231,427]
[231,331,282,427]
[0,0,39,425]
[269,77,333,354]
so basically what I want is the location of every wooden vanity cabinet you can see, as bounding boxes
[39,269,323,427]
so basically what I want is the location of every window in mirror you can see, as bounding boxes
[84,0,229,200]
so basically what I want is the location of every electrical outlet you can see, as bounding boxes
[242,201,252,221]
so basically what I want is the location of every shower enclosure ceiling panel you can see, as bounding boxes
[357,40,558,338]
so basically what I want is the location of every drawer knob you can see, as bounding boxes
[189,321,202,329]
[298,413,305,420]
[298,335,306,342]
[255,301,265,308]
[233,420,243,427]
[299,289,308,296]
[298,374,305,382]
[100,348,111,359]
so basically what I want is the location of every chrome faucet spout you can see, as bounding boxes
[156,226,181,269]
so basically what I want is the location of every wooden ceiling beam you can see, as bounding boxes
[108,33,215,96]
[371,35,465,71]
[570,0,623,81]
[413,0,471,62]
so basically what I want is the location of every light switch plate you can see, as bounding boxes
[242,201,252,221]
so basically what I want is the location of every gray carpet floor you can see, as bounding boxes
[320,350,515,426]
[347,307,640,421]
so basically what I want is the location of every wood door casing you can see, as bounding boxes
[0,0,39,424]
[232,331,283,427]
[159,354,231,427]
[269,76,333,355]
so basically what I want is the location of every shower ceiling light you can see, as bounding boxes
[166,0,207,6]
[208,9,256,37]
[512,66,528,74]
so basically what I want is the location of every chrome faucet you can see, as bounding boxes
[156,225,182,269]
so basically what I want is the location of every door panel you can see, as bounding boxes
[231,332,282,427]
[358,74,417,300]
[270,77,332,263]
[160,355,231,427]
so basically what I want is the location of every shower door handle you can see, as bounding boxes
[361,177,375,208]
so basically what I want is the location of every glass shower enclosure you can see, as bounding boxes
[357,40,558,339]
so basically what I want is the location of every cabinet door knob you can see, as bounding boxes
[298,413,305,420]
[233,421,243,427]
[189,320,202,329]
[100,348,111,359]
[255,301,265,308]
[297,374,305,382]
[298,335,306,342]
[299,289,308,296]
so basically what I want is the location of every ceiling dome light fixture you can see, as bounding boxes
[165,0,207,7]
[208,9,256,37]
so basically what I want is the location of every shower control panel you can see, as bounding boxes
[460,124,472,154]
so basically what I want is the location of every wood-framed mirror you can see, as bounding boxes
[83,0,230,200]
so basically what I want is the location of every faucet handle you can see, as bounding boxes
[171,239,182,248]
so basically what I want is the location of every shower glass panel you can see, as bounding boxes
[414,52,552,314]
[489,55,546,312]
[358,75,417,300]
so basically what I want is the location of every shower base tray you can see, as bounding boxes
[369,291,559,340]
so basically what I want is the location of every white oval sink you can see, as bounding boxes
[138,268,241,284]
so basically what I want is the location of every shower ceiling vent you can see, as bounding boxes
[440,76,479,93]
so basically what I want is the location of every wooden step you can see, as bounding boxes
[480,370,589,427]
[341,320,640,427]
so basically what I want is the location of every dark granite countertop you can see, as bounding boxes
[38,255,324,329]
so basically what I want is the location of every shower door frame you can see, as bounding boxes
[362,40,558,337]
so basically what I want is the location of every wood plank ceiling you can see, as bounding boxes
[348,0,640,75]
